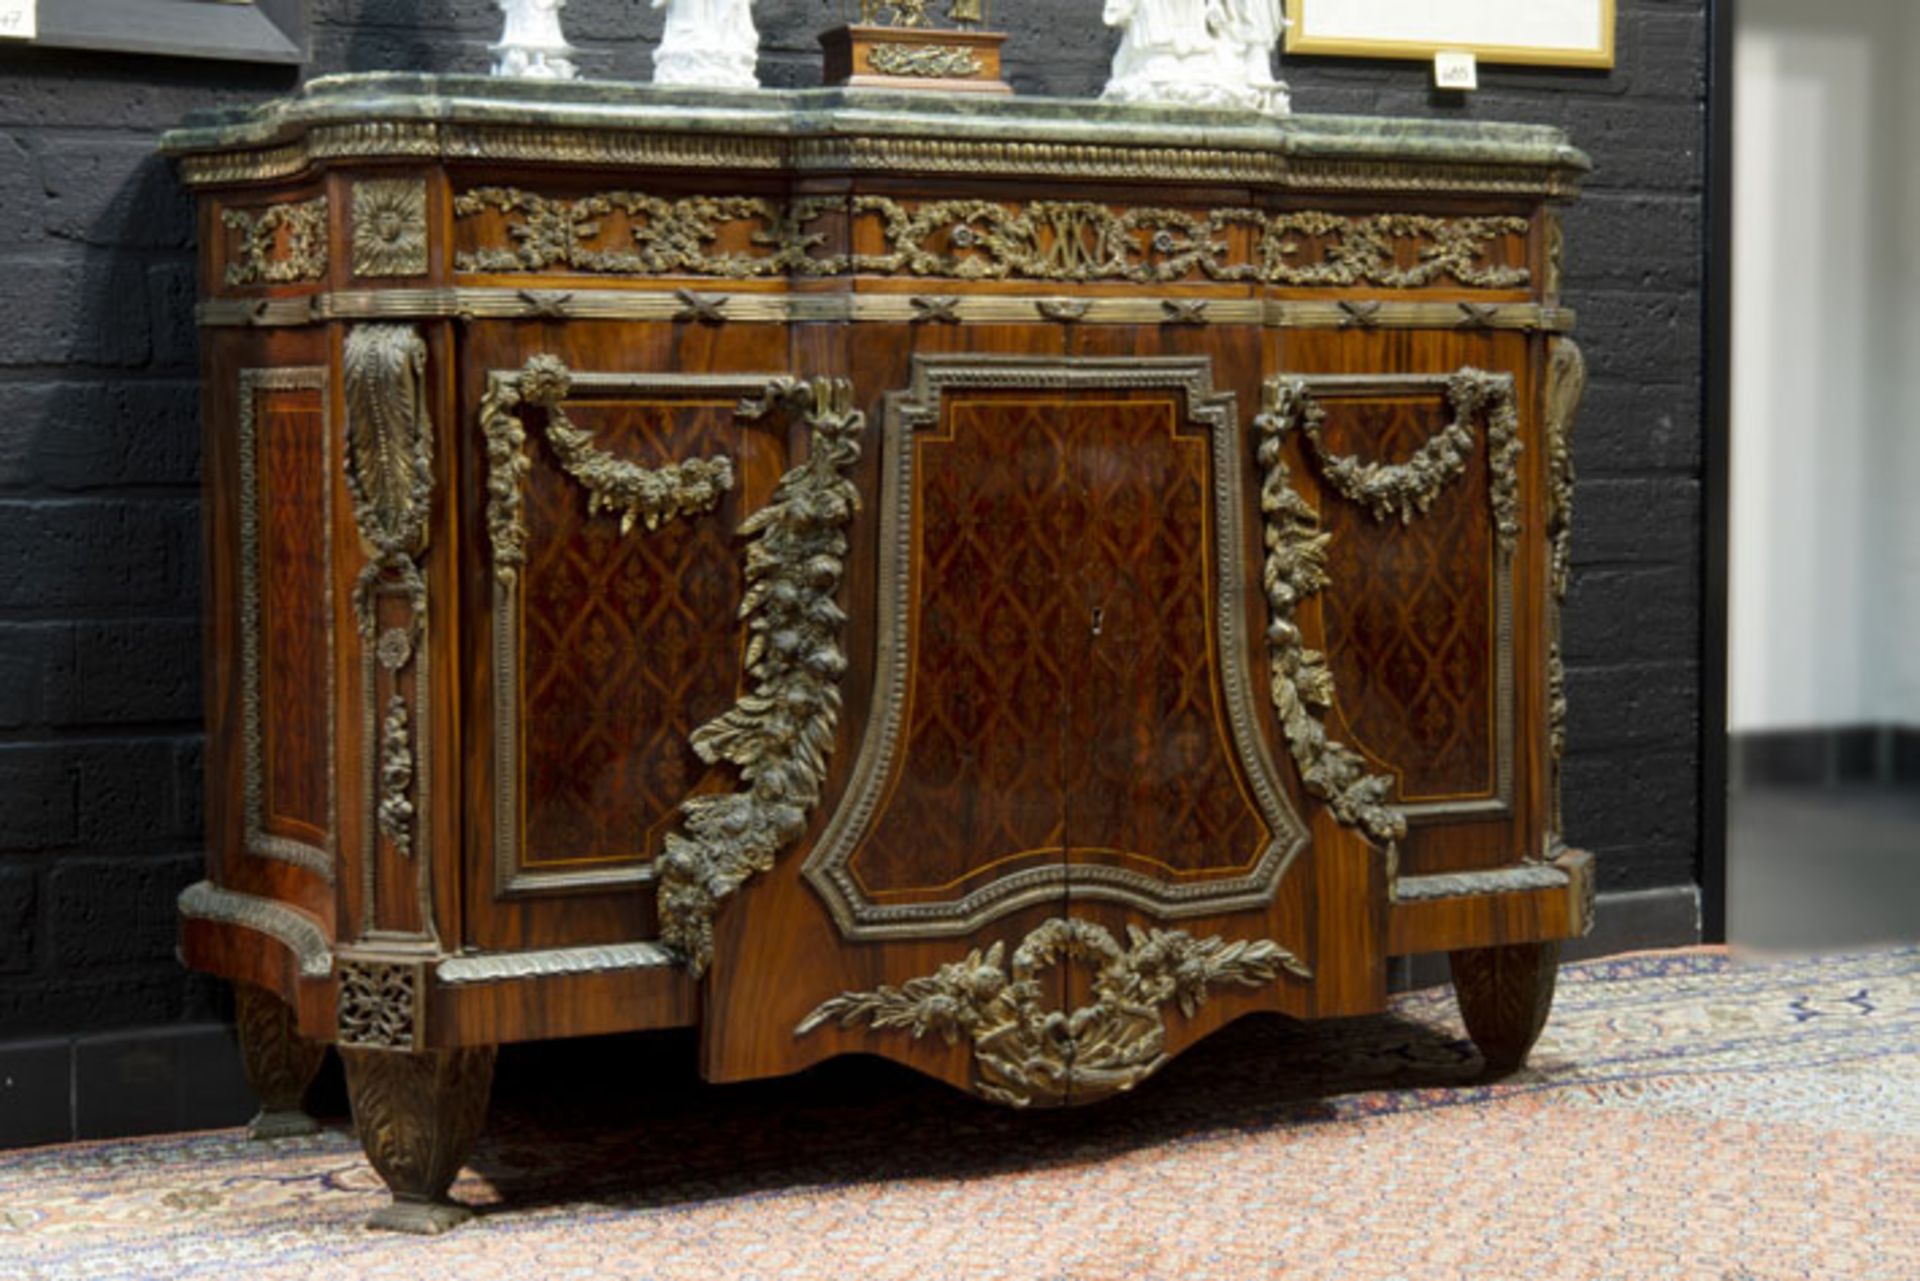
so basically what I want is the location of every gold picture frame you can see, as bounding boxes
[33,0,306,63]
[1284,0,1615,69]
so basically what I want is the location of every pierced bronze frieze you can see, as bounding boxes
[1257,212,1530,289]
[853,202,1530,287]
[451,191,1531,289]
[223,195,328,287]
[454,189,841,278]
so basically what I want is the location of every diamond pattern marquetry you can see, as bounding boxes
[1316,396,1494,801]
[851,394,1269,904]
[854,399,1071,898]
[259,391,330,842]
[518,400,746,869]
[1061,400,1268,879]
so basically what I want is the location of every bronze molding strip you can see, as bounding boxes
[434,941,676,985]
[176,124,1582,198]
[1393,865,1571,903]
[177,880,333,979]
[197,289,1577,332]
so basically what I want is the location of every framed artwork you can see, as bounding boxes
[28,0,307,64]
[1284,0,1615,69]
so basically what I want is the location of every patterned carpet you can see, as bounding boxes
[1,946,1914,1281]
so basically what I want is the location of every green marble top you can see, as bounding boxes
[161,72,1589,192]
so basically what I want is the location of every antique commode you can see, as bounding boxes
[164,74,1593,1232]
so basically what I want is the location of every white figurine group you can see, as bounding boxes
[488,0,1288,113]
[1102,0,1289,114]
[489,0,578,79]
[490,0,759,88]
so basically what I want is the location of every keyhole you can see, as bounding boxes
[1090,606,1104,636]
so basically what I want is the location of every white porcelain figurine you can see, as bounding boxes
[491,0,579,80]
[1216,0,1290,114]
[1101,0,1289,115]
[652,0,761,89]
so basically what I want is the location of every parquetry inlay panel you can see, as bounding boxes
[807,358,1308,941]
[851,397,1073,897]
[259,389,332,842]
[1053,400,1269,879]
[846,384,1281,910]
[1316,396,1494,801]
[519,401,748,869]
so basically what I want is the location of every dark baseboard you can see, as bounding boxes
[1730,725,1920,790]
[1565,884,1705,961]
[0,1023,256,1149]
[1389,883,1704,992]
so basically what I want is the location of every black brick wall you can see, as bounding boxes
[0,0,1707,1089]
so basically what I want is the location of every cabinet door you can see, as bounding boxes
[764,356,1316,1106]
[1060,391,1283,904]
[816,387,1077,930]
[1270,329,1543,877]
[457,322,795,953]
[803,360,1305,941]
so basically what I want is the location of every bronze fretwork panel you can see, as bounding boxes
[1315,394,1495,803]
[517,400,752,871]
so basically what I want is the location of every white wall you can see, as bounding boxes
[1886,6,1920,725]
[1730,0,1920,730]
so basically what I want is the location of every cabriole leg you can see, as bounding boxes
[340,1044,497,1234]
[234,982,326,1140]
[1449,941,1561,1075]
